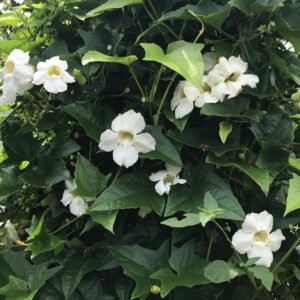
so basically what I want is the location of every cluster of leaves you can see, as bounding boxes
[1,0,300,299]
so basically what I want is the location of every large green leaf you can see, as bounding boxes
[248,266,273,291]
[141,127,183,166]
[0,167,20,201]
[151,241,209,297]
[90,171,165,215]
[284,173,300,216]
[206,154,270,195]
[157,1,230,29]
[110,243,168,298]
[88,210,118,233]
[20,156,69,188]
[86,0,144,18]
[0,13,23,27]
[165,164,245,221]
[141,41,204,90]
[229,0,285,14]
[82,51,137,66]
[204,261,240,284]
[73,154,109,198]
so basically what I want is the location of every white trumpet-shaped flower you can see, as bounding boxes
[0,220,20,244]
[99,110,156,168]
[33,56,75,94]
[0,49,34,105]
[232,211,285,267]
[61,180,88,217]
[206,56,259,100]
[149,164,186,196]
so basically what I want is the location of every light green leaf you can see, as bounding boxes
[157,1,231,29]
[73,154,109,198]
[90,171,165,215]
[88,210,118,233]
[161,213,201,228]
[204,260,240,283]
[141,41,204,90]
[141,127,183,166]
[285,173,300,216]
[219,121,233,144]
[206,154,270,195]
[87,0,144,17]
[82,50,137,66]
[229,0,285,14]
[0,13,23,27]
[249,265,273,291]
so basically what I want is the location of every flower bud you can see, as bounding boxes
[150,285,160,295]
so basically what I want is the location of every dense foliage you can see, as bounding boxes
[1,0,300,299]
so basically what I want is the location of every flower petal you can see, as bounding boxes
[9,49,29,65]
[240,74,259,88]
[183,86,201,103]
[149,170,168,182]
[155,180,168,195]
[247,245,273,267]
[33,70,47,85]
[257,211,273,233]
[44,77,68,94]
[69,197,88,216]
[99,129,119,152]
[165,164,182,176]
[267,229,285,252]
[113,144,139,168]
[62,70,75,83]
[61,190,73,206]
[132,133,156,153]
[232,229,253,254]
[112,110,146,134]
[174,98,194,119]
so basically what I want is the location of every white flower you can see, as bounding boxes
[61,180,88,217]
[232,211,285,267]
[99,110,156,168]
[33,56,75,94]
[0,49,34,105]
[206,56,259,100]
[149,164,186,196]
[138,207,152,218]
[194,76,219,108]
[170,80,201,119]
[0,220,20,243]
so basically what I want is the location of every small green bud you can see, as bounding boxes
[292,91,300,102]
[150,285,160,295]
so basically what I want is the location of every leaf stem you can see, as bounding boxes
[52,216,81,234]
[128,66,146,99]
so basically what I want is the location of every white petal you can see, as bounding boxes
[211,82,227,101]
[33,70,47,85]
[242,212,272,234]
[194,93,206,108]
[44,77,67,94]
[4,220,20,242]
[206,69,226,86]
[149,170,168,182]
[9,49,29,65]
[257,211,273,233]
[17,81,33,95]
[183,86,201,103]
[61,190,73,206]
[225,81,242,99]
[36,61,47,71]
[99,129,118,152]
[171,94,181,111]
[247,245,273,267]
[228,56,248,74]
[174,98,194,119]
[240,74,259,88]
[69,197,88,216]
[132,133,156,153]
[13,65,34,84]
[232,229,253,254]
[267,230,285,252]
[62,70,75,83]
[154,180,168,195]
[173,177,186,185]
[112,144,139,168]
[65,179,77,192]
[165,164,181,176]
[111,110,146,134]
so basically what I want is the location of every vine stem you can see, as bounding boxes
[52,216,81,234]
[129,66,146,99]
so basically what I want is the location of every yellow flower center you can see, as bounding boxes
[253,230,268,242]
[4,60,15,74]
[203,83,211,92]
[163,175,175,185]
[47,65,61,76]
[225,72,240,82]
[118,131,134,142]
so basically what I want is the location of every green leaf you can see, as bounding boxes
[161,213,201,228]
[141,41,204,90]
[82,51,137,66]
[201,97,262,122]
[86,0,144,18]
[141,127,183,166]
[157,1,230,29]
[151,241,209,297]
[90,171,165,215]
[88,210,118,233]
[0,38,45,54]
[204,260,240,283]
[20,156,69,188]
[73,154,109,198]
[110,243,168,298]
[0,13,23,27]
[248,266,273,291]
[165,164,245,221]
[219,121,233,144]
[0,167,20,201]
[0,276,32,300]
[61,256,100,299]
[206,154,270,195]
[229,0,285,14]
[63,104,104,142]
[285,173,300,216]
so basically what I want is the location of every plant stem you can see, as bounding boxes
[206,229,216,260]
[129,66,146,99]
[52,216,81,234]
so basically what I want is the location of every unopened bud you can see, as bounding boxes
[107,44,112,51]
[141,97,146,103]
[150,285,160,295]
[125,87,130,93]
